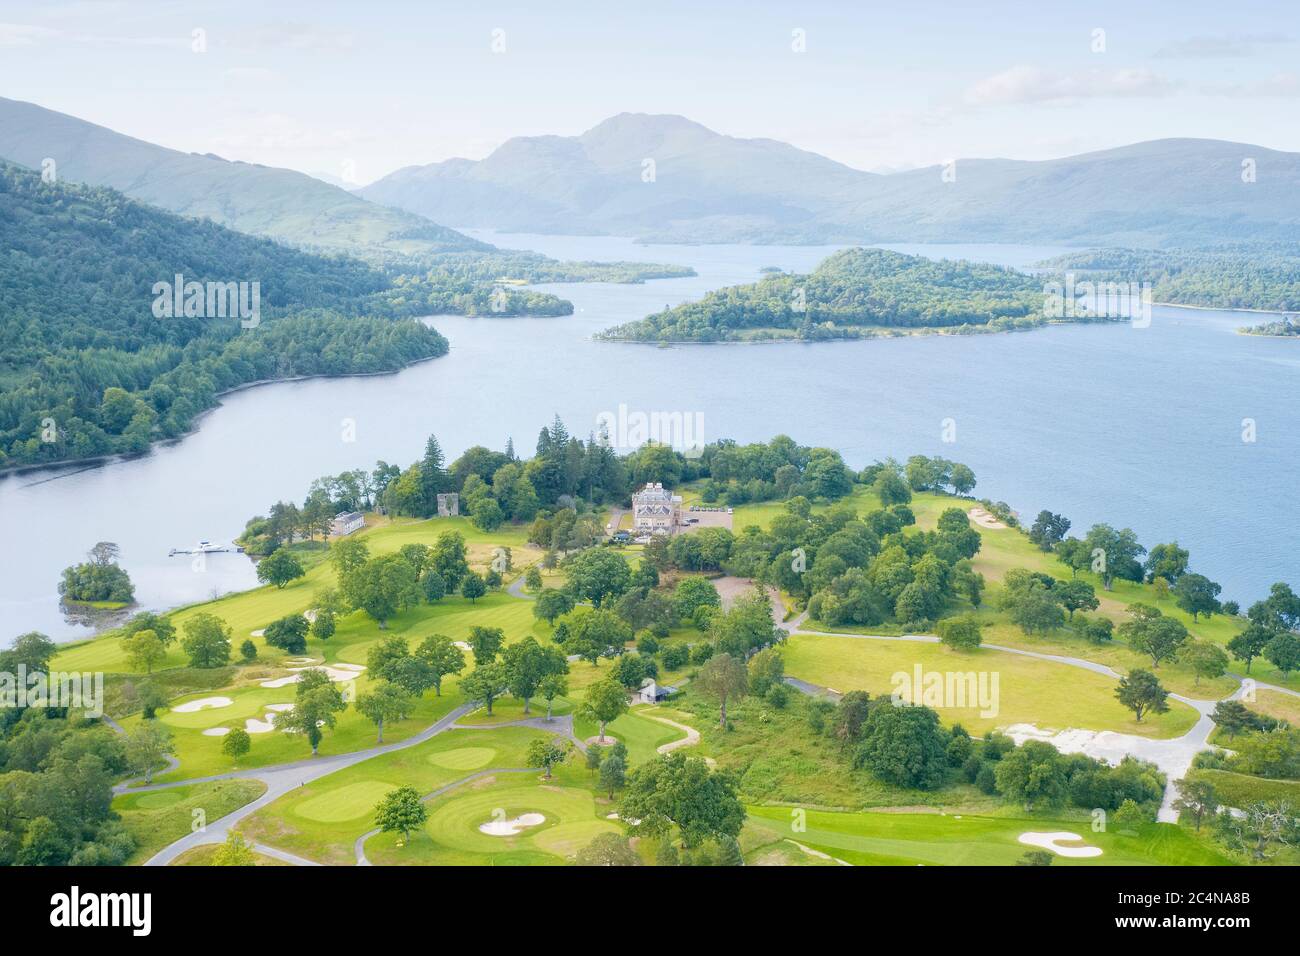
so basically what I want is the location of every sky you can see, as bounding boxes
[1,0,1296,185]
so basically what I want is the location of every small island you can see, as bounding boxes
[598,247,1119,343]
[58,541,135,609]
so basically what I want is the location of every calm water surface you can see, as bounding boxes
[2,233,1295,639]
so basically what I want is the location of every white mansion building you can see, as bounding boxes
[631,482,681,535]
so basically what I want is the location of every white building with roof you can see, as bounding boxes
[330,511,364,536]
[632,482,681,535]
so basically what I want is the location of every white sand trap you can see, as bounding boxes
[259,664,366,688]
[245,715,278,733]
[245,703,296,734]
[202,727,231,737]
[453,641,472,653]
[968,506,1008,530]
[479,812,545,836]
[1019,831,1102,858]
[250,629,265,637]
[172,696,233,713]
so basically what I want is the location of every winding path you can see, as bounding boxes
[136,702,475,865]
[777,610,1300,822]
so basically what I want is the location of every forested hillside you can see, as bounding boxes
[0,164,449,469]
[1040,246,1300,313]
[599,248,1058,342]
[0,96,486,255]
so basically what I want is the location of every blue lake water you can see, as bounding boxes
[1,232,1295,640]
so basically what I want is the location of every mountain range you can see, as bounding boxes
[360,113,1300,247]
[0,97,486,255]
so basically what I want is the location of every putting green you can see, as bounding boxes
[424,783,617,857]
[428,747,497,770]
[131,790,186,810]
[295,780,396,823]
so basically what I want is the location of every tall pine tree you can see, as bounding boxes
[421,434,451,516]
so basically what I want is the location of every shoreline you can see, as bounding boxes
[1,351,448,483]
[596,316,1126,347]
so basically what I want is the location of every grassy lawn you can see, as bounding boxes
[170,844,289,866]
[1249,689,1300,726]
[744,805,1234,866]
[53,513,542,676]
[458,695,575,726]
[238,725,545,864]
[366,770,620,865]
[573,707,687,765]
[783,632,1199,738]
[114,779,267,864]
[1187,769,1300,808]
[120,677,467,784]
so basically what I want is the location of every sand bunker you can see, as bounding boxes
[968,507,1007,530]
[453,641,472,653]
[1019,831,1103,858]
[259,663,366,689]
[172,696,233,713]
[245,703,295,734]
[479,812,546,836]
[202,727,231,737]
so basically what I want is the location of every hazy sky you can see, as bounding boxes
[1,0,1296,184]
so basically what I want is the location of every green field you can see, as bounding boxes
[114,779,267,864]
[239,725,546,864]
[744,805,1233,866]
[52,513,544,677]
[783,632,1198,738]
[573,705,692,765]
[366,771,621,865]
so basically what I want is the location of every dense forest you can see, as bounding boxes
[0,163,450,469]
[0,165,695,469]
[598,248,1057,342]
[1039,246,1300,313]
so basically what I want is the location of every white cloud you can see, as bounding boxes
[240,23,355,53]
[1204,72,1300,99]
[964,66,1178,106]
[0,22,58,46]
[222,67,280,83]
[1155,34,1291,59]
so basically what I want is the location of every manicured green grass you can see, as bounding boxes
[783,632,1199,738]
[119,675,466,784]
[239,726,545,864]
[171,844,289,866]
[744,805,1234,865]
[114,779,267,864]
[367,772,620,865]
[573,707,686,765]
[458,695,574,726]
[53,513,541,676]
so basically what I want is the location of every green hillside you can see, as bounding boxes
[0,163,449,470]
[0,96,486,255]
[600,247,1080,342]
